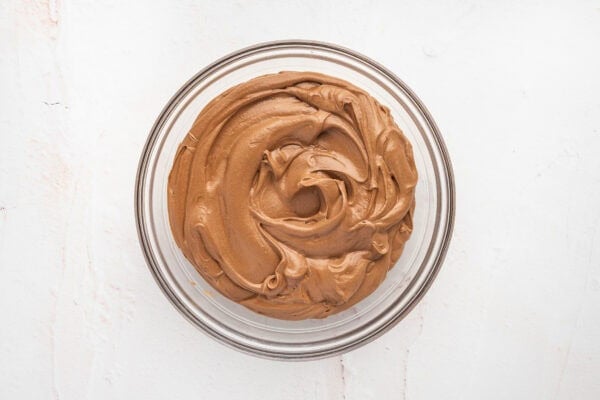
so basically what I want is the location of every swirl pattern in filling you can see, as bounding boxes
[168,71,417,320]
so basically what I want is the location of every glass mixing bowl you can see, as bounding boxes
[135,40,455,360]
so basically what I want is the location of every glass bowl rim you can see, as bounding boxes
[135,39,456,360]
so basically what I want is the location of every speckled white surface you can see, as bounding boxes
[1,1,600,399]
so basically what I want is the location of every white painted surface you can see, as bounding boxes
[1,0,600,398]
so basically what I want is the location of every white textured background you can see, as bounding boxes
[1,1,600,399]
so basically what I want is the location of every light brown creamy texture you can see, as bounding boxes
[168,71,417,320]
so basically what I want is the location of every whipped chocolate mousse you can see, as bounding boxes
[168,71,417,320]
